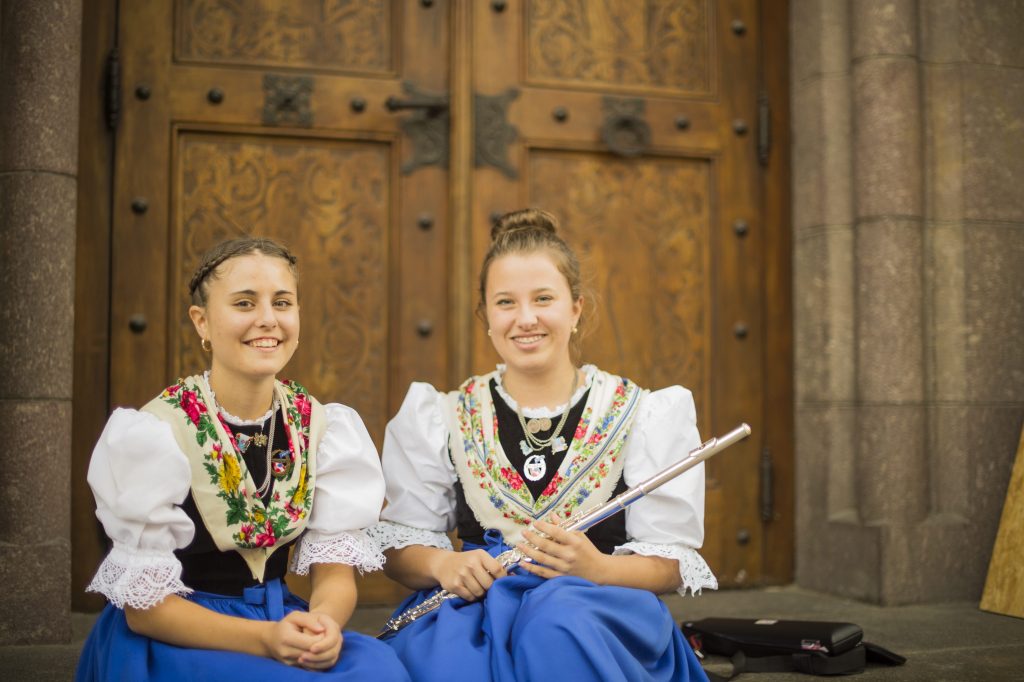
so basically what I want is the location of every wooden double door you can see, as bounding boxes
[74,0,792,607]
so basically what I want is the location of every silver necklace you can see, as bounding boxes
[525,416,552,434]
[515,370,578,482]
[252,398,279,497]
[204,373,278,497]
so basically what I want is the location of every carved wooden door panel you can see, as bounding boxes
[109,0,449,602]
[466,0,771,586]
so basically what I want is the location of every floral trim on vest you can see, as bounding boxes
[445,368,644,545]
[142,375,325,581]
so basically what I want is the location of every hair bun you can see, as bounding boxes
[490,208,559,241]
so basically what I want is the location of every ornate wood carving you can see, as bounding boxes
[527,150,710,415]
[176,0,392,72]
[474,88,519,178]
[175,133,390,436]
[526,0,711,94]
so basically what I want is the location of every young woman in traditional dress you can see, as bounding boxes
[371,209,715,681]
[75,238,409,681]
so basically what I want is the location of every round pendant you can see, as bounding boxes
[523,454,547,482]
[526,417,552,434]
[270,448,294,480]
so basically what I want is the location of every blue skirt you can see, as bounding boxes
[75,579,409,682]
[380,539,707,682]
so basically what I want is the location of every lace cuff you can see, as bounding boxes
[613,541,718,596]
[366,520,453,552]
[289,529,385,575]
[86,543,191,610]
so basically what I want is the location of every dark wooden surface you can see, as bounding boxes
[72,0,116,613]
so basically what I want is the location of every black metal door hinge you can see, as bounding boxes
[474,88,518,178]
[759,446,774,522]
[105,48,120,131]
[385,81,450,175]
[757,91,771,166]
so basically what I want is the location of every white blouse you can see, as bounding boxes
[371,366,718,596]
[87,402,387,610]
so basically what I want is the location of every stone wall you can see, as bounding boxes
[792,0,1024,604]
[0,0,82,643]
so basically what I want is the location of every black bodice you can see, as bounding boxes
[175,411,296,595]
[453,379,628,554]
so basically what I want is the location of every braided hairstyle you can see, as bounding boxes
[478,208,589,360]
[189,237,298,306]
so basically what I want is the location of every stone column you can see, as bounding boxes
[0,0,82,643]
[917,0,1024,599]
[850,0,932,602]
[792,0,878,598]
[793,0,1024,604]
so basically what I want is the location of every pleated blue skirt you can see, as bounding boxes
[380,540,708,682]
[75,579,409,682]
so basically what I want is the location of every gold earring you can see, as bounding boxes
[572,326,578,334]
[201,338,212,352]
[487,329,492,337]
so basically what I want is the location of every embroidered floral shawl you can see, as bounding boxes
[143,374,326,581]
[444,368,644,546]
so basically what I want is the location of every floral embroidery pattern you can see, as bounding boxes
[456,372,640,527]
[157,377,314,550]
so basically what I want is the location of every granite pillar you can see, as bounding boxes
[793,0,1024,604]
[0,0,82,643]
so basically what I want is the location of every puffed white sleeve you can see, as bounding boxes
[617,386,719,596]
[366,382,457,553]
[86,408,195,609]
[289,403,388,575]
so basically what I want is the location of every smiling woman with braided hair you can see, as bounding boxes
[75,237,408,681]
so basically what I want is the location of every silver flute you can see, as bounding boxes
[377,422,752,638]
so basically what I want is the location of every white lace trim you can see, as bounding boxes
[493,364,596,417]
[203,370,275,426]
[289,529,385,575]
[86,543,192,610]
[613,541,718,596]
[366,520,453,552]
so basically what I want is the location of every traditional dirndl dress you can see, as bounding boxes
[75,375,409,682]
[371,366,718,682]
[381,535,706,682]
[77,579,406,681]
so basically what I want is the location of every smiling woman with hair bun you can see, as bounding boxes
[371,209,716,681]
[75,237,409,681]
